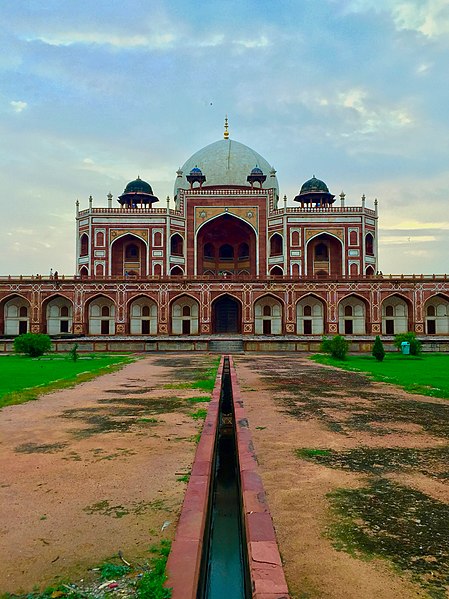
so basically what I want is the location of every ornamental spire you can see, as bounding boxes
[224,115,229,140]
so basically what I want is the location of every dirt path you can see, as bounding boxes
[234,355,449,599]
[0,354,216,594]
[3,352,449,598]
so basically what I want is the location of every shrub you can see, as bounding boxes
[320,335,348,360]
[372,335,385,362]
[14,333,52,357]
[394,332,422,356]
[69,343,79,362]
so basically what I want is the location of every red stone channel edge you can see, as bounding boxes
[165,355,290,599]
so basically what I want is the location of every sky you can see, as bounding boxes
[1,0,449,275]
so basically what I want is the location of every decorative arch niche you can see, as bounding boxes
[424,295,449,335]
[270,234,283,256]
[381,295,410,335]
[297,295,325,334]
[87,296,116,335]
[307,233,343,278]
[196,214,257,276]
[170,234,184,257]
[111,234,147,277]
[338,295,367,334]
[365,233,374,256]
[129,296,157,335]
[80,234,89,257]
[3,296,31,335]
[254,295,282,335]
[171,296,199,335]
[45,295,73,335]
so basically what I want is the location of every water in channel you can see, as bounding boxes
[199,358,249,599]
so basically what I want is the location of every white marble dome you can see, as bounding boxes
[174,138,279,197]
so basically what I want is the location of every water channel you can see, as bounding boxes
[197,357,251,599]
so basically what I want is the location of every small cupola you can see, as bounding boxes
[294,176,335,206]
[246,165,267,188]
[186,166,206,188]
[118,176,159,207]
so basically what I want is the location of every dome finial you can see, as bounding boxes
[224,115,229,140]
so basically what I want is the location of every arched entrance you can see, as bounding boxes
[306,233,343,277]
[196,214,256,276]
[212,295,241,333]
[111,234,147,277]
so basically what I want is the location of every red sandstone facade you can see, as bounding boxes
[0,134,448,348]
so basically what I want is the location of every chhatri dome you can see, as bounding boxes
[294,175,335,206]
[174,119,279,198]
[118,175,159,206]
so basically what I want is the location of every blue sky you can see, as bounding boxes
[1,0,448,275]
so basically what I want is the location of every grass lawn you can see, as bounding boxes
[0,353,135,409]
[311,353,449,400]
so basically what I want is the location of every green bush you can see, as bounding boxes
[372,335,385,362]
[394,332,422,356]
[320,335,348,360]
[69,343,79,362]
[14,333,52,357]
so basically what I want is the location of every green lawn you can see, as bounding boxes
[311,353,449,399]
[0,354,135,408]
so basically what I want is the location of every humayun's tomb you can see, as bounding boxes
[0,123,448,352]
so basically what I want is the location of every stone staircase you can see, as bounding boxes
[209,339,245,354]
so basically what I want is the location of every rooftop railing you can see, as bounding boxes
[1,273,447,283]
[77,204,376,217]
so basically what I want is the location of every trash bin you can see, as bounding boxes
[401,341,410,355]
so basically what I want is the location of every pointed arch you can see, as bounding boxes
[170,233,184,257]
[2,294,31,336]
[306,232,343,277]
[296,293,326,335]
[254,294,283,335]
[85,294,116,335]
[365,232,374,256]
[43,294,74,335]
[171,294,199,335]
[269,233,283,256]
[423,293,449,335]
[211,293,242,333]
[80,234,89,257]
[338,293,368,334]
[110,233,148,277]
[381,293,412,335]
[128,294,158,335]
[196,213,257,276]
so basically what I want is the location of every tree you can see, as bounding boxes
[14,333,52,357]
[372,335,385,362]
[394,332,422,356]
[320,335,349,360]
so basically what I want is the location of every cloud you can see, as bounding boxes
[25,31,176,50]
[10,100,27,113]
[393,0,449,37]
[233,36,270,49]
[416,62,433,74]
[335,89,413,134]
[383,221,449,231]
[341,0,449,38]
